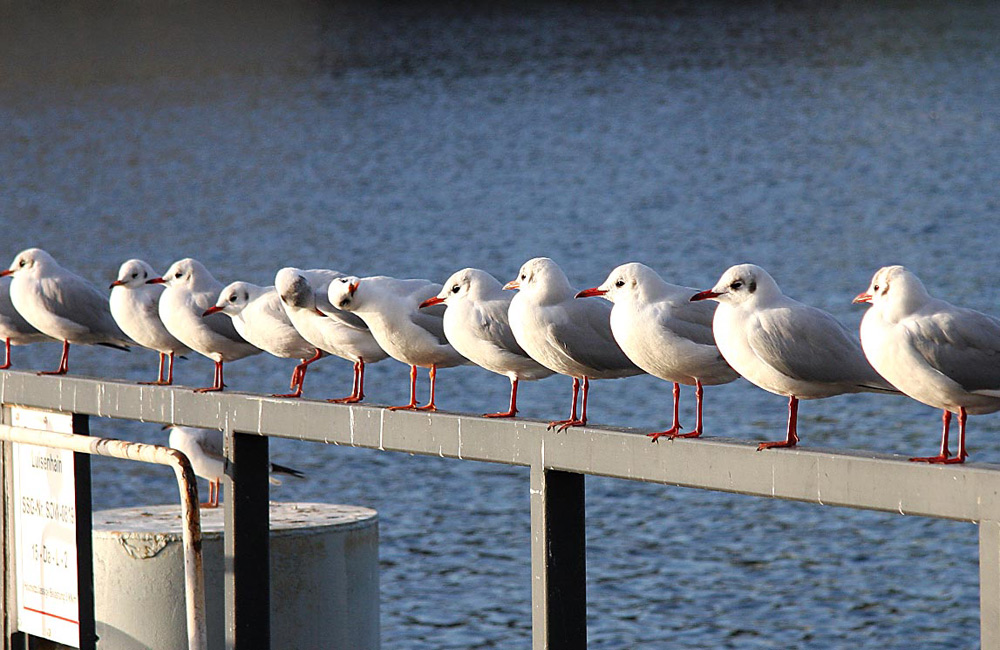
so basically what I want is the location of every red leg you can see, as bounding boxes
[329,359,366,404]
[548,377,581,429]
[167,351,176,385]
[648,382,683,441]
[758,395,800,450]
[555,376,589,431]
[201,479,218,508]
[484,378,520,418]
[0,337,11,370]
[274,349,322,398]
[415,364,438,411]
[195,361,225,392]
[672,380,706,439]
[389,365,421,410]
[40,340,70,375]
[911,409,968,464]
[139,352,171,385]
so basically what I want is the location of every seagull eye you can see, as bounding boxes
[520,274,526,281]
[18,259,25,267]
[451,285,460,294]
[730,280,743,290]
[131,272,138,279]
[339,298,350,308]
[873,284,880,291]
[229,294,237,303]
[614,279,625,288]
[175,272,183,279]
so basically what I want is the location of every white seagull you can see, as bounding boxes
[205,281,323,398]
[504,257,644,431]
[1,248,130,374]
[692,263,896,450]
[420,268,553,418]
[149,259,261,392]
[855,265,1000,463]
[328,275,468,411]
[275,267,388,403]
[110,258,191,384]
[577,262,739,440]
[0,275,53,369]
[167,425,304,508]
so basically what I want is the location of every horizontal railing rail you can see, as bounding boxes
[2,370,999,648]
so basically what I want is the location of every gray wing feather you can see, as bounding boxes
[477,299,526,355]
[749,305,882,386]
[41,275,127,341]
[549,300,640,373]
[910,307,1000,392]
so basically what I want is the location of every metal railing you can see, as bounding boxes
[2,370,1000,648]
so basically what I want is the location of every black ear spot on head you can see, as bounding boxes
[748,281,757,293]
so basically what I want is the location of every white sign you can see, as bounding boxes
[11,407,81,648]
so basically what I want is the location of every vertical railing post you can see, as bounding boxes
[71,414,96,650]
[530,464,586,650]
[224,429,270,650]
[981,520,1000,648]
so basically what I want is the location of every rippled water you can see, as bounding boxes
[2,1,999,647]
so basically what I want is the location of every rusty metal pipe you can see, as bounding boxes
[0,425,208,650]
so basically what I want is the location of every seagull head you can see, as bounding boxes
[577,262,659,303]
[504,257,573,303]
[328,276,362,312]
[854,265,930,314]
[1,248,55,278]
[692,263,777,305]
[150,258,211,289]
[275,268,315,310]
[110,259,156,289]
[206,281,255,317]
[425,268,502,308]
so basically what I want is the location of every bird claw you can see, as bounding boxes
[328,395,363,404]
[909,454,967,464]
[548,418,585,431]
[482,410,517,418]
[757,439,797,451]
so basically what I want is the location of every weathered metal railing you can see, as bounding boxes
[3,370,1000,649]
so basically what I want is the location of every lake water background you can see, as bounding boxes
[2,1,999,647]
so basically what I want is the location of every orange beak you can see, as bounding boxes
[575,287,606,299]
[203,305,224,317]
[690,289,721,302]
[852,292,873,304]
[0,269,12,278]
[420,296,445,309]
[109,279,125,289]
[146,277,166,284]
[314,308,326,316]
[502,279,520,291]
[348,281,359,296]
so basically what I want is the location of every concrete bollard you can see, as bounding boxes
[91,502,379,650]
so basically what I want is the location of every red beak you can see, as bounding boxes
[575,287,606,299]
[203,305,224,317]
[852,292,872,304]
[146,277,166,284]
[314,308,326,316]
[502,279,519,291]
[420,296,445,309]
[109,279,125,289]
[690,289,721,302]
[0,269,12,278]
[348,281,359,296]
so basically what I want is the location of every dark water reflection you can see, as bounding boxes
[1,1,998,647]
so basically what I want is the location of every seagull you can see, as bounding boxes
[420,268,553,418]
[504,257,643,431]
[577,262,739,440]
[0,275,53,369]
[110,258,191,384]
[692,263,896,451]
[275,267,388,403]
[855,265,1000,463]
[167,425,305,508]
[0,248,130,374]
[327,275,468,411]
[205,281,323,398]
[149,259,261,392]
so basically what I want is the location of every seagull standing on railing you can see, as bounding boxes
[110,258,191,385]
[577,262,739,440]
[855,265,1000,463]
[0,274,53,369]
[327,275,469,411]
[420,268,553,418]
[504,257,644,431]
[149,259,261,392]
[275,267,388,403]
[1,247,131,375]
[167,425,305,508]
[205,281,323,398]
[692,263,897,451]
